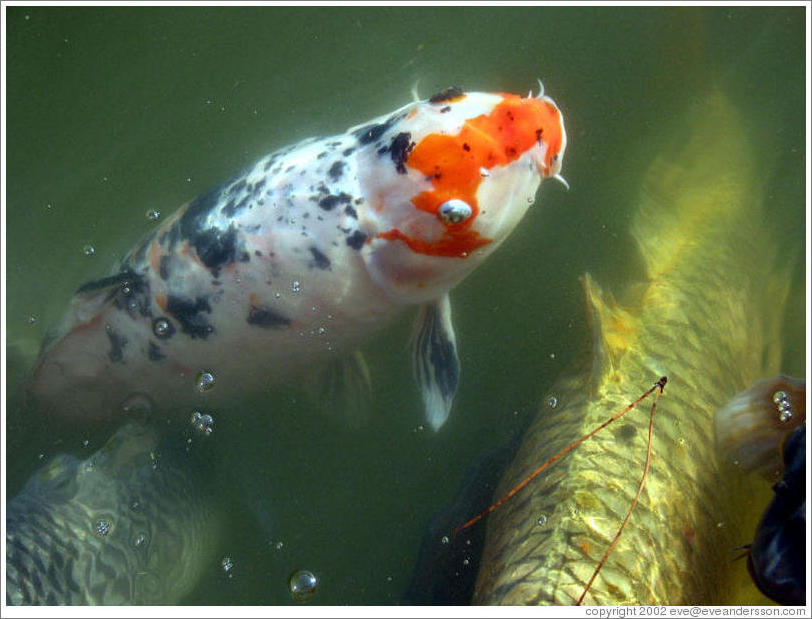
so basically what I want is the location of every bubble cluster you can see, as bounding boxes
[772,390,793,422]
[95,519,111,536]
[221,556,234,578]
[195,371,216,392]
[190,411,214,436]
[291,280,301,293]
[289,570,318,602]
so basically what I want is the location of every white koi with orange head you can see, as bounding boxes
[28,85,567,430]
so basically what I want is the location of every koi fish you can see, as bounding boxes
[472,90,794,604]
[28,85,566,429]
[5,422,221,605]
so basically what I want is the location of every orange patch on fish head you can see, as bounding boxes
[378,92,566,259]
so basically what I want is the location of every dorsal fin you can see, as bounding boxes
[581,273,639,394]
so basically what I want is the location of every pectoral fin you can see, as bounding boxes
[412,294,460,431]
[318,350,373,429]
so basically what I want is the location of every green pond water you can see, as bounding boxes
[4,5,806,606]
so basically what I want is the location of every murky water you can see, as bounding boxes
[4,6,806,605]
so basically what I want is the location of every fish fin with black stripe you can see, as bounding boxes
[412,294,460,431]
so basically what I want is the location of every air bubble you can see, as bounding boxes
[191,411,214,435]
[438,199,472,224]
[440,535,450,545]
[772,390,788,404]
[132,532,147,548]
[83,244,96,256]
[547,396,558,409]
[195,371,216,392]
[27,314,37,324]
[95,519,111,536]
[275,541,284,551]
[291,280,301,293]
[153,317,173,338]
[537,514,548,526]
[221,556,234,578]
[146,209,161,221]
[289,570,318,602]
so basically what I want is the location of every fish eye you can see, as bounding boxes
[438,199,473,224]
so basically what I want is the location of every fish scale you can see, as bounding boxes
[6,424,221,605]
[473,91,786,605]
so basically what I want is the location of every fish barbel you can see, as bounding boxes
[472,91,792,604]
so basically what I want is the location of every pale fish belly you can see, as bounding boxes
[473,91,791,605]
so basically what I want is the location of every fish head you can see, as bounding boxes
[356,88,567,303]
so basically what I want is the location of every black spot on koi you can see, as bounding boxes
[166,295,214,339]
[308,246,331,270]
[346,230,367,250]
[106,326,127,363]
[429,86,464,104]
[148,341,166,361]
[247,305,291,329]
[319,192,353,211]
[328,160,346,181]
